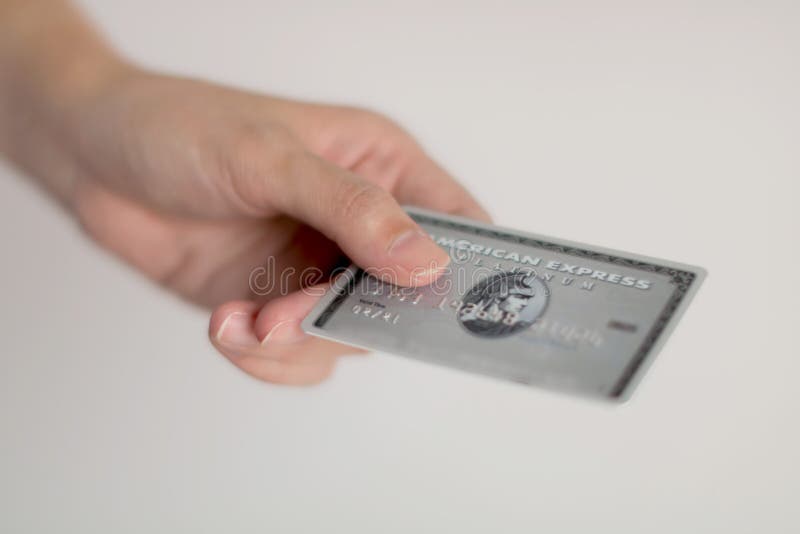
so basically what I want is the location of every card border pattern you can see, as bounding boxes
[312,211,700,399]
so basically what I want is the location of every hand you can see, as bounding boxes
[38,67,490,385]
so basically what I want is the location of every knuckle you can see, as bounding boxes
[339,106,408,140]
[220,124,302,213]
[355,107,402,131]
[333,180,390,220]
[354,109,416,157]
[228,123,296,175]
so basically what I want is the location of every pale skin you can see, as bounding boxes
[0,1,491,385]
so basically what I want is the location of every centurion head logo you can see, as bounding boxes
[458,272,549,338]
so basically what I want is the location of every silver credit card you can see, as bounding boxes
[302,207,706,401]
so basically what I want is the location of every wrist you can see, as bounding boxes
[0,0,139,204]
[0,51,136,202]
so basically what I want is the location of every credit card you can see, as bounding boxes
[302,206,705,401]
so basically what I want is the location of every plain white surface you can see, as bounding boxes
[1,1,798,532]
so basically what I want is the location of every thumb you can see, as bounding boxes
[247,151,451,286]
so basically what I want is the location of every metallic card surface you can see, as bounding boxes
[302,207,706,401]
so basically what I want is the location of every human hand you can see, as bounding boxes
[29,67,489,384]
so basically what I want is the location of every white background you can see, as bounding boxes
[1,1,798,532]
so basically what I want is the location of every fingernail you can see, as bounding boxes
[216,312,253,346]
[261,319,305,346]
[387,229,450,276]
